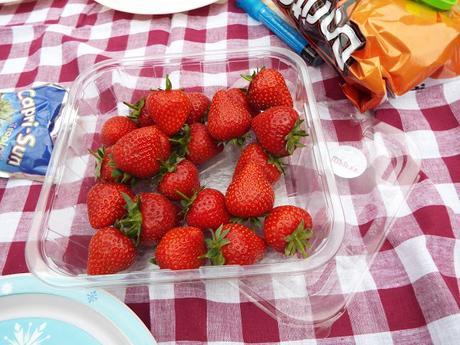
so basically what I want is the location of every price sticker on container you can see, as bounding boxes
[330,145,367,179]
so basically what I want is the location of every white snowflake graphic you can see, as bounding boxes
[3,322,50,345]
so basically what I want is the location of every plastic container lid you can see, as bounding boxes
[26,47,421,333]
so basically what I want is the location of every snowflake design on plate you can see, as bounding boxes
[3,322,50,345]
[87,290,98,304]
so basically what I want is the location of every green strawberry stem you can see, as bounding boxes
[240,67,264,82]
[165,74,172,91]
[203,225,231,265]
[88,147,104,178]
[169,124,191,157]
[230,216,264,229]
[124,98,145,123]
[115,193,142,247]
[267,153,286,175]
[177,189,198,217]
[284,220,313,258]
[227,134,247,148]
[285,119,308,155]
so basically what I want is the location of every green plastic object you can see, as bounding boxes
[418,0,457,10]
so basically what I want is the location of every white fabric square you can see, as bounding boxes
[25,8,49,24]
[0,212,21,243]
[128,19,151,36]
[61,3,88,17]
[0,57,28,75]
[205,278,241,303]
[340,194,358,226]
[170,12,188,28]
[336,255,377,293]
[47,24,73,36]
[12,26,34,44]
[206,12,228,29]
[0,14,13,26]
[148,283,175,300]
[454,240,460,282]
[354,332,394,345]
[395,236,438,283]
[47,207,76,238]
[434,184,460,214]
[407,130,440,159]
[6,179,32,188]
[40,45,63,66]
[89,22,113,40]
[443,79,460,105]
[387,92,419,110]
[378,183,413,219]
[282,340,317,345]
[428,314,460,345]
[165,40,184,55]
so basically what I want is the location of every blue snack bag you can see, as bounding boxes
[0,84,67,180]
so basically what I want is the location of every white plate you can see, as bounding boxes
[0,274,156,345]
[93,0,223,15]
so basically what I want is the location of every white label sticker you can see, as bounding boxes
[330,145,367,178]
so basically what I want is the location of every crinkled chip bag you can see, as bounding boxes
[273,0,460,111]
[0,84,67,181]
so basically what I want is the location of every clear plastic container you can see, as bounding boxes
[26,47,421,331]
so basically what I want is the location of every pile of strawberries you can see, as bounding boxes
[85,68,313,275]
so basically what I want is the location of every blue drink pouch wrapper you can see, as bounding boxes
[0,84,67,181]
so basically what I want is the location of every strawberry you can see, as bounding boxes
[234,143,284,184]
[87,226,136,275]
[207,90,251,143]
[244,68,293,111]
[100,115,137,147]
[158,158,200,201]
[146,75,191,135]
[251,106,307,156]
[263,205,313,258]
[117,192,178,247]
[154,226,206,270]
[186,92,210,123]
[112,126,170,178]
[181,188,230,230]
[205,223,265,265]
[226,88,258,116]
[91,146,131,184]
[171,123,223,165]
[225,162,274,218]
[125,98,155,127]
[86,182,134,229]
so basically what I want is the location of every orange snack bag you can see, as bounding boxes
[274,0,460,111]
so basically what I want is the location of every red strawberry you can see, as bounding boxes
[205,223,265,265]
[86,182,134,229]
[125,98,155,127]
[234,143,283,184]
[244,68,293,111]
[182,188,230,230]
[146,76,191,135]
[112,126,170,178]
[118,192,178,247]
[172,123,223,165]
[186,92,210,123]
[87,226,136,275]
[158,158,200,201]
[91,146,131,184]
[155,226,206,270]
[251,106,307,157]
[226,88,258,116]
[225,162,274,218]
[207,90,251,143]
[263,205,313,257]
[100,116,137,147]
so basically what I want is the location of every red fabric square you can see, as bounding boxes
[442,275,460,307]
[22,184,42,212]
[174,298,207,342]
[240,301,280,343]
[17,68,38,88]
[59,58,79,82]
[107,34,129,52]
[2,241,27,275]
[323,77,346,100]
[333,119,363,142]
[127,302,151,330]
[422,106,459,131]
[378,285,426,330]
[327,309,354,337]
[226,24,249,40]
[443,154,460,183]
[184,28,206,43]
[375,108,404,131]
[413,205,454,238]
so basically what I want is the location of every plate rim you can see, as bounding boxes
[92,0,220,15]
[0,273,156,344]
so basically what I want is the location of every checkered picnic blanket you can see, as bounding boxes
[0,0,459,344]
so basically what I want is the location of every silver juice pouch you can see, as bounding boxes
[0,84,67,181]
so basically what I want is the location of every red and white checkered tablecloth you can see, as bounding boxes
[0,0,459,344]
